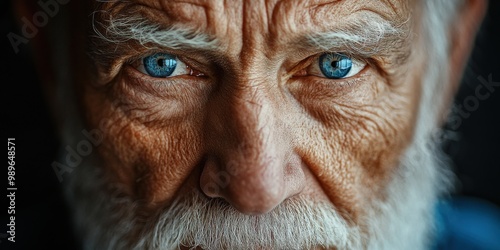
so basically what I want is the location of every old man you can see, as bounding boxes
[19,0,489,249]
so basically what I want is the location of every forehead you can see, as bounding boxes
[100,0,413,42]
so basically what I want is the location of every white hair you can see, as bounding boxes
[94,14,218,51]
[416,0,464,138]
[58,1,468,249]
[306,11,407,57]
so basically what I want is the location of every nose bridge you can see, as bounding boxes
[218,74,280,170]
[232,79,273,146]
[205,46,279,153]
[201,70,304,214]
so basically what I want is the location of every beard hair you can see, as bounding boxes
[62,126,452,250]
[52,0,462,248]
[62,3,457,246]
[62,26,455,248]
[48,0,462,248]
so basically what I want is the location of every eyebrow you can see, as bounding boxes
[94,15,218,50]
[301,12,408,57]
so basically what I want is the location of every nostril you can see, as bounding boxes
[203,171,231,193]
[200,156,231,198]
[201,179,223,198]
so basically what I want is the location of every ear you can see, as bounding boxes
[439,0,487,125]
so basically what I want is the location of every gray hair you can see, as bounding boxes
[59,1,469,249]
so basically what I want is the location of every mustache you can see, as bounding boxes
[134,190,360,250]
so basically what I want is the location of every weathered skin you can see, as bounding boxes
[55,0,486,247]
[84,0,420,220]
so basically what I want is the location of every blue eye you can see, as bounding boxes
[319,53,353,79]
[143,53,177,78]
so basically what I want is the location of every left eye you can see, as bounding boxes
[135,52,190,78]
[310,53,366,79]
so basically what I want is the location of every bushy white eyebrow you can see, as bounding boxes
[93,13,219,51]
[304,12,408,57]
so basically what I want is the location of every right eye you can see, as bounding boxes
[135,52,191,78]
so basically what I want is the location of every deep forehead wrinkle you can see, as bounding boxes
[98,0,233,34]
[100,0,412,32]
[267,0,412,37]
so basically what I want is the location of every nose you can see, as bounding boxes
[200,81,306,215]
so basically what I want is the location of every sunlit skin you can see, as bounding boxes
[51,0,486,247]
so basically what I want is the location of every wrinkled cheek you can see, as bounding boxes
[133,125,205,206]
[350,103,421,204]
[352,126,411,199]
[296,95,420,221]
[81,97,146,194]
[294,128,361,220]
[82,90,205,205]
[298,126,411,222]
[346,109,417,197]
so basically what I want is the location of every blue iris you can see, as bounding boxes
[143,53,177,77]
[319,53,353,79]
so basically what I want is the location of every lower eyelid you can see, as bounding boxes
[124,64,205,94]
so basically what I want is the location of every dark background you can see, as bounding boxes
[1,1,499,249]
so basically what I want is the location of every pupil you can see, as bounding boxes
[157,59,165,67]
[331,61,339,68]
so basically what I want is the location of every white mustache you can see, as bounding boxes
[134,191,360,250]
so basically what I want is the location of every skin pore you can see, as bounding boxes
[66,0,461,248]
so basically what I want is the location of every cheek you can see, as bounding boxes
[291,68,422,218]
[133,125,204,206]
[81,80,207,206]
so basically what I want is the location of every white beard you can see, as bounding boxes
[61,20,455,248]
[62,128,452,250]
[50,0,461,248]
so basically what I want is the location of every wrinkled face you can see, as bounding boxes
[76,0,433,248]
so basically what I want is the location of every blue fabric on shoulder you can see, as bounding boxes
[433,197,500,250]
